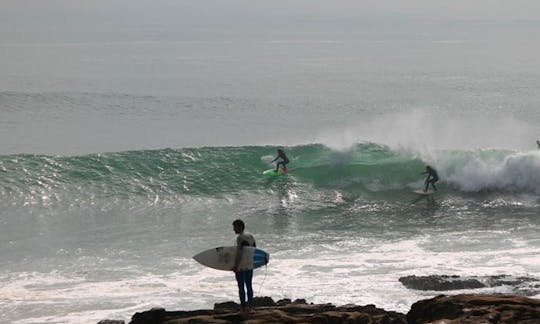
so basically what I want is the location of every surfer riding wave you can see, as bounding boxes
[422,165,439,192]
[272,148,289,172]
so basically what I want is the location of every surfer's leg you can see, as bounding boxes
[245,270,254,307]
[235,271,246,306]
[275,161,283,172]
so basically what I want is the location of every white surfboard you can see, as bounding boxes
[413,189,435,195]
[262,167,297,177]
[193,246,269,271]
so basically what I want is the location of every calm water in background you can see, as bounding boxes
[1,1,540,323]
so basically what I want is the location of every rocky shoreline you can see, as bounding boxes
[98,293,540,324]
[96,274,540,323]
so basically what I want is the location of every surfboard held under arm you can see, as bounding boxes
[193,246,269,271]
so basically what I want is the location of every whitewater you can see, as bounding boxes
[1,143,540,323]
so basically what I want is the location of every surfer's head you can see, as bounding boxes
[232,219,245,233]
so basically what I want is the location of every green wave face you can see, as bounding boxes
[0,144,425,199]
[1,144,540,208]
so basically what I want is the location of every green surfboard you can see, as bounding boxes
[263,169,286,177]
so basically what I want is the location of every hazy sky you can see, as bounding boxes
[2,0,540,154]
[1,0,540,44]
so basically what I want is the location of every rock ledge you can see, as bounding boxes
[101,294,540,324]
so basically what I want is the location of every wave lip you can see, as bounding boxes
[442,150,540,193]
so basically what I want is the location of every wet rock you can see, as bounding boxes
[399,275,485,290]
[130,307,166,324]
[127,297,406,324]
[113,294,540,324]
[399,274,540,295]
[213,301,238,311]
[407,294,540,324]
[254,296,277,306]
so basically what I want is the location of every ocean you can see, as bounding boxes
[1,1,540,323]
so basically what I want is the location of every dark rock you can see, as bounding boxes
[254,296,276,306]
[399,274,540,295]
[292,298,307,304]
[399,275,485,291]
[213,301,238,311]
[130,307,166,324]
[97,320,125,324]
[276,298,292,306]
[407,294,540,324]
[126,297,406,324]
[485,275,540,296]
[124,294,540,324]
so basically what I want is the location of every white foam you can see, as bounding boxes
[3,229,540,323]
[315,108,539,154]
[440,150,540,193]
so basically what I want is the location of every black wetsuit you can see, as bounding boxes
[423,166,439,192]
[272,151,289,172]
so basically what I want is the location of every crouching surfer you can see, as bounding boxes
[272,148,289,173]
[422,165,439,192]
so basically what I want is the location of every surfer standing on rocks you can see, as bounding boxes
[232,219,257,313]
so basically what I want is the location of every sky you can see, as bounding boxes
[1,0,540,154]
[1,0,540,44]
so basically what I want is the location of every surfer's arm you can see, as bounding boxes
[233,237,249,272]
[232,245,243,272]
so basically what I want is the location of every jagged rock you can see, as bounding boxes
[127,297,406,324]
[130,307,166,324]
[399,275,485,290]
[254,296,277,306]
[119,294,540,324]
[399,274,540,295]
[214,296,278,311]
[213,301,238,311]
[407,294,540,324]
[292,298,307,304]
[276,298,292,306]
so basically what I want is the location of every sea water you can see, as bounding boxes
[1,1,540,323]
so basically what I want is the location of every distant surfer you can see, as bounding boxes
[422,165,439,192]
[537,140,540,148]
[232,219,256,313]
[272,148,289,173]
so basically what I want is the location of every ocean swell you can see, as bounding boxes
[1,144,539,210]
